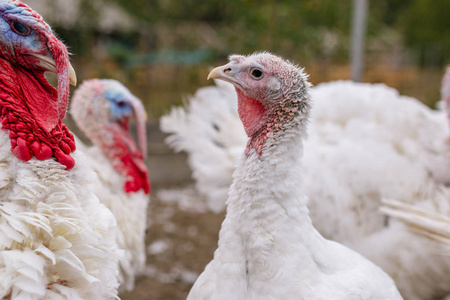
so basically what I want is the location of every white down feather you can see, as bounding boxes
[0,130,123,300]
[74,137,148,292]
[187,87,402,300]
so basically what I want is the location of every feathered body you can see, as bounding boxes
[0,134,121,299]
[187,53,402,300]
[0,1,121,298]
[162,72,450,298]
[71,79,150,291]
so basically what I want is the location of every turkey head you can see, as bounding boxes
[71,79,150,194]
[208,52,311,156]
[0,0,77,168]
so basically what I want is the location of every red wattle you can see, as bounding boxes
[236,88,266,137]
[54,149,75,170]
[33,142,53,160]
[12,137,33,161]
[101,124,151,194]
[0,58,76,169]
[123,156,150,194]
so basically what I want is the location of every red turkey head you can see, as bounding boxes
[0,0,76,130]
[71,79,150,194]
[0,0,77,168]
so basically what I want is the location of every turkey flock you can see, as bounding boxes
[0,1,449,299]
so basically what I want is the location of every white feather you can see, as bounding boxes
[74,137,149,292]
[187,78,402,299]
[380,198,450,251]
[0,130,123,300]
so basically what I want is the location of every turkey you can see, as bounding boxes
[162,65,450,298]
[70,78,150,291]
[380,198,450,253]
[187,52,402,300]
[0,1,122,299]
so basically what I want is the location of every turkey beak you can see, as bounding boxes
[129,96,148,159]
[207,63,241,87]
[28,53,77,86]
[68,64,77,86]
[207,67,224,80]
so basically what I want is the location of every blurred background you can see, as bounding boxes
[23,0,450,299]
[26,0,450,116]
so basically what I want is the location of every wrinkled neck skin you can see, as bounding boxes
[237,84,307,156]
[90,122,150,194]
[0,57,76,169]
[214,98,324,297]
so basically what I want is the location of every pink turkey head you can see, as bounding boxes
[71,79,150,194]
[208,52,311,156]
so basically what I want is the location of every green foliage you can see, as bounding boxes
[107,0,355,62]
[397,0,450,65]
[50,0,447,119]
[69,0,449,68]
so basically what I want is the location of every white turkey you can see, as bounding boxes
[380,198,450,253]
[162,64,450,298]
[0,1,122,299]
[187,52,402,300]
[70,78,150,291]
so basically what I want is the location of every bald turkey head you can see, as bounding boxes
[208,52,311,156]
[71,79,150,194]
[0,0,77,168]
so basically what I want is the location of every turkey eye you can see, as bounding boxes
[11,21,30,36]
[251,68,263,79]
[117,100,127,107]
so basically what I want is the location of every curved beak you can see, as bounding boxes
[207,66,224,80]
[207,63,243,90]
[29,53,77,86]
[69,64,77,86]
[129,96,148,159]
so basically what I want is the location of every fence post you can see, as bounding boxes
[351,0,369,82]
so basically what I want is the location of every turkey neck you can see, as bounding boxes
[216,97,323,287]
[86,120,150,194]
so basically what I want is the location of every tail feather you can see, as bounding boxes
[381,198,450,249]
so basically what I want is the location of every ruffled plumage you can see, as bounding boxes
[0,131,122,299]
[74,138,148,292]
